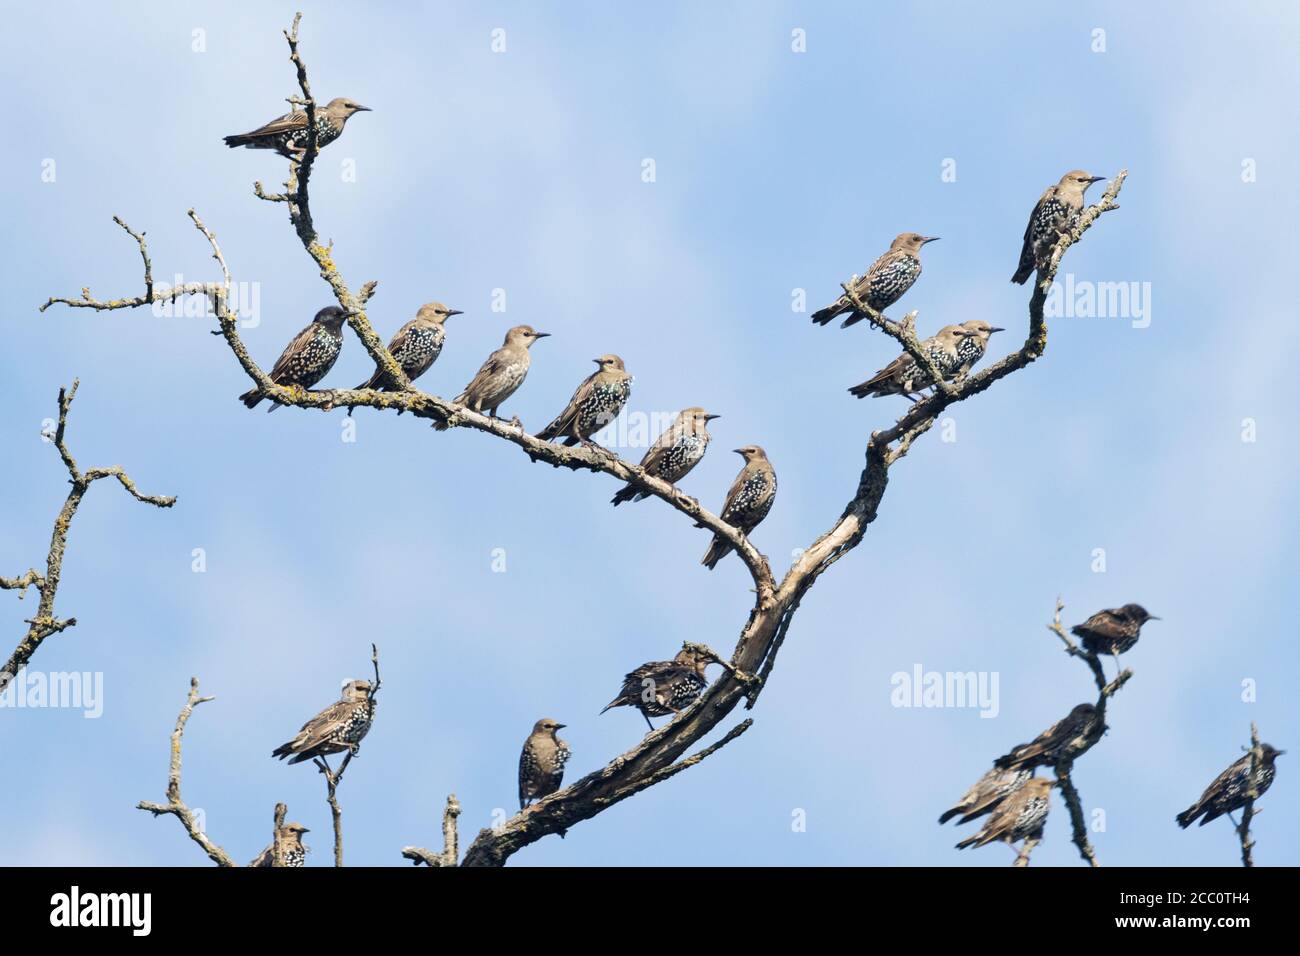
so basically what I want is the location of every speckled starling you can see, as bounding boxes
[249,822,310,867]
[355,302,462,392]
[601,647,712,730]
[224,98,372,159]
[995,703,1102,770]
[1011,170,1106,284]
[239,306,351,411]
[1177,744,1284,828]
[701,445,777,570]
[953,320,1005,378]
[519,718,570,811]
[847,325,971,400]
[536,355,633,446]
[939,766,1033,825]
[1071,604,1159,666]
[611,407,719,506]
[955,777,1053,850]
[811,232,938,328]
[433,324,550,430]
[272,679,376,766]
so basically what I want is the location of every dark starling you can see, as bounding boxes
[847,325,971,400]
[953,320,1005,378]
[939,767,1033,825]
[611,407,719,506]
[701,445,777,570]
[433,324,549,430]
[1176,744,1284,828]
[272,679,376,766]
[994,703,1102,770]
[519,718,570,811]
[1011,170,1106,284]
[535,355,633,446]
[600,647,712,730]
[249,822,310,867]
[955,777,1053,850]
[239,306,351,411]
[223,97,372,159]
[355,302,462,392]
[811,232,938,328]
[1071,604,1159,667]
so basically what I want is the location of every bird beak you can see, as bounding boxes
[1087,175,1105,183]
[704,414,721,421]
[1147,615,1161,621]
[732,448,747,455]
[354,105,373,112]
[1277,750,1287,757]
[988,326,1005,334]
[555,723,567,730]
[922,236,941,244]
[533,332,551,339]
[345,309,362,317]
[446,309,463,317]
[301,827,311,833]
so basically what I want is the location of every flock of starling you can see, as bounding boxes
[225,100,1285,861]
[938,604,1285,855]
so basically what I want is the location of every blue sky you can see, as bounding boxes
[2,1,1296,866]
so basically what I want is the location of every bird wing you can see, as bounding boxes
[637,422,682,473]
[266,322,319,383]
[459,347,510,400]
[286,699,353,753]
[1072,609,1126,641]
[538,370,597,439]
[240,108,309,139]
[719,467,756,523]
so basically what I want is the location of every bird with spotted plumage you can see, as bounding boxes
[611,407,719,506]
[953,319,1005,379]
[1177,744,1284,829]
[1071,603,1159,674]
[601,646,713,730]
[847,324,971,400]
[433,324,549,430]
[811,232,938,328]
[355,301,462,396]
[701,445,777,570]
[239,305,353,411]
[535,354,632,447]
[938,766,1033,825]
[955,777,1053,851]
[994,702,1102,770]
[519,718,570,811]
[223,97,372,159]
[1011,170,1106,284]
[249,822,310,867]
[272,679,376,768]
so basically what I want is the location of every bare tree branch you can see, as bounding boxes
[39,12,1128,866]
[136,678,237,867]
[1238,722,1264,868]
[2,381,174,695]
[402,794,462,867]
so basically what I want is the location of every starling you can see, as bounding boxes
[600,647,712,730]
[938,767,1033,825]
[701,445,777,570]
[953,319,1005,378]
[955,777,1053,850]
[518,718,571,811]
[611,407,720,506]
[994,703,1102,770]
[811,232,938,328]
[1176,744,1284,828]
[433,324,550,430]
[239,306,351,411]
[355,302,462,392]
[847,325,972,400]
[272,679,376,766]
[1011,170,1106,284]
[535,355,633,447]
[249,822,310,867]
[223,97,372,158]
[1071,604,1159,668]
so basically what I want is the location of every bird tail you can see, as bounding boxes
[271,743,294,761]
[848,380,882,399]
[839,311,869,329]
[954,833,982,850]
[239,388,263,410]
[610,485,643,507]
[1011,248,1035,284]
[535,413,568,443]
[1175,806,1199,829]
[223,133,257,148]
[937,806,963,825]
[811,298,847,326]
[701,535,732,570]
